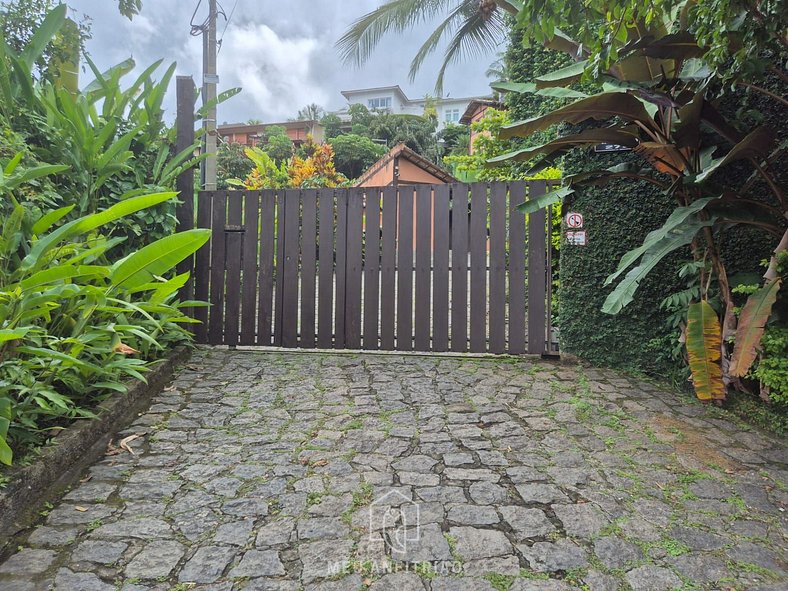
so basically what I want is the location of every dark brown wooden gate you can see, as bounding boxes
[191,182,555,354]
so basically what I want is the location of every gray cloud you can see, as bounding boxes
[68,1,498,123]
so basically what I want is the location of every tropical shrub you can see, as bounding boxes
[751,327,788,407]
[289,139,347,188]
[229,146,289,189]
[497,8,785,403]
[0,163,209,465]
[0,6,206,255]
[217,140,254,190]
[329,133,386,180]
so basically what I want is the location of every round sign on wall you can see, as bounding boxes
[565,212,584,229]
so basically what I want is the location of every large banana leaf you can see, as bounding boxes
[500,93,654,140]
[605,197,718,287]
[729,279,782,378]
[533,61,588,89]
[602,218,713,314]
[517,186,574,215]
[621,32,704,60]
[695,127,777,183]
[489,127,639,164]
[492,81,588,99]
[564,162,660,186]
[686,301,726,401]
[109,229,211,291]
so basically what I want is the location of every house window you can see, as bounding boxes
[444,109,460,123]
[367,97,392,110]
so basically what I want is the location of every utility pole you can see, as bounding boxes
[201,0,218,190]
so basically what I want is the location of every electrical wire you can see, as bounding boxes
[217,0,238,54]
[190,0,208,36]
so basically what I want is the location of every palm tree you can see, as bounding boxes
[297,103,326,121]
[336,0,515,94]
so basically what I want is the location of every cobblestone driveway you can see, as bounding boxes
[1,349,786,591]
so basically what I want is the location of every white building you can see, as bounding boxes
[334,85,491,130]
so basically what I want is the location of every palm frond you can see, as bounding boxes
[434,8,507,94]
[407,3,470,83]
[336,0,456,66]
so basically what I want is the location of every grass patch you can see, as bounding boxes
[658,538,690,557]
[519,569,549,580]
[484,573,515,590]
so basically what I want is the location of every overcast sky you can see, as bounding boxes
[67,0,498,124]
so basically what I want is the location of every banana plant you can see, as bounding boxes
[493,21,785,401]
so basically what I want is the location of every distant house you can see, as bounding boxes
[217,120,324,147]
[334,85,492,130]
[355,143,457,188]
[459,99,504,154]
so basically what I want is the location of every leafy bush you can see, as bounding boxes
[0,169,209,465]
[0,6,204,255]
[751,328,788,408]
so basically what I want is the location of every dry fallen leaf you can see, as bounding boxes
[113,342,139,355]
[312,459,328,467]
[105,440,121,456]
[163,385,177,392]
[74,506,88,512]
[79,475,92,484]
[119,433,145,455]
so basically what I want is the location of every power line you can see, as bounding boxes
[190,0,208,36]
[217,0,238,54]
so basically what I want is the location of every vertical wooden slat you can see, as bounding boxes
[282,189,300,348]
[334,189,348,349]
[224,191,243,347]
[208,191,227,344]
[432,184,450,352]
[414,184,432,351]
[273,191,285,346]
[528,180,548,354]
[240,191,259,345]
[450,184,469,352]
[363,188,381,349]
[508,181,527,354]
[257,189,275,346]
[489,183,507,354]
[317,189,335,348]
[396,186,414,351]
[301,189,318,348]
[469,182,487,352]
[345,188,363,348]
[380,186,397,350]
[194,191,212,343]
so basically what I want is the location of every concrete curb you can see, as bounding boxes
[0,346,191,546]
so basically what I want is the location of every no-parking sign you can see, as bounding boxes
[565,212,584,228]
